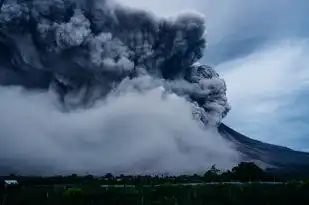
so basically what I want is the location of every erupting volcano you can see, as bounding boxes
[0,0,308,176]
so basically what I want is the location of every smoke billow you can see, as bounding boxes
[0,0,238,175]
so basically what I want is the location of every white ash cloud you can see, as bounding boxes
[0,84,238,176]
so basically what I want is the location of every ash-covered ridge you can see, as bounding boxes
[219,123,309,170]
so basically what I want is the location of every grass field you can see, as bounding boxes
[1,181,309,205]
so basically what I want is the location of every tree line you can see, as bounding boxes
[1,162,286,186]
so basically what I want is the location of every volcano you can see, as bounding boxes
[219,123,309,171]
[1,0,309,176]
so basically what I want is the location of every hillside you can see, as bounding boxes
[219,123,309,171]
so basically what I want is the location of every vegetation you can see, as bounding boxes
[1,162,309,205]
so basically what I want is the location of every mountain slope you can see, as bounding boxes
[219,123,309,170]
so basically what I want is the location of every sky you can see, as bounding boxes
[118,0,309,151]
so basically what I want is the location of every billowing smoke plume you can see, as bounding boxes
[0,0,238,175]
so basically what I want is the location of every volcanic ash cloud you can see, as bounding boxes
[0,0,239,175]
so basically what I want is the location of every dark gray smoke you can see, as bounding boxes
[0,0,237,175]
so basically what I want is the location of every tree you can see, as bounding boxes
[203,165,220,182]
[71,174,78,178]
[210,165,220,174]
[221,170,233,182]
[232,162,265,182]
[104,173,113,180]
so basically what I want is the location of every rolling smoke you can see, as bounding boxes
[0,0,238,175]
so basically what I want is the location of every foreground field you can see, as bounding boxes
[2,182,309,205]
[2,162,309,205]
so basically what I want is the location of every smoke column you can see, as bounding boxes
[0,0,239,175]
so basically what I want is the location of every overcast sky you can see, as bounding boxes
[118,0,309,151]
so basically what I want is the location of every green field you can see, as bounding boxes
[2,182,309,205]
[2,162,309,205]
